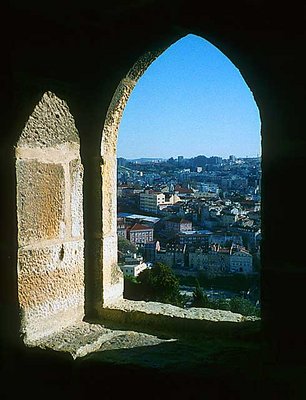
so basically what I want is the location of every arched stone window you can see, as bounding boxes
[16,91,85,343]
[100,34,261,313]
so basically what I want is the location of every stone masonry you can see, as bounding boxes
[98,50,164,310]
[16,92,85,343]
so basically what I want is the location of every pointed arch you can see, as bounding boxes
[99,33,261,309]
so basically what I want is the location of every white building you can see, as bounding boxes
[120,262,148,277]
[140,190,181,213]
[119,253,148,277]
[229,248,253,273]
[197,183,220,197]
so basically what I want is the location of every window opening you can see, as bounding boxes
[116,34,261,317]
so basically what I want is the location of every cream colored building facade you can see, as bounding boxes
[140,191,165,213]
[140,190,181,214]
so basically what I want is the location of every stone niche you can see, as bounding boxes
[16,91,85,343]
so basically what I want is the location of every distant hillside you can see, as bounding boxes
[128,158,165,163]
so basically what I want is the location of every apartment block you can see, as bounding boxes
[139,190,165,213]
[127,223,154,246]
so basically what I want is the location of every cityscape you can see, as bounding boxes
[117,154,261,312]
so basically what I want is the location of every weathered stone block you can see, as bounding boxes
[18,241,84,307]
[99,299,260,339]
[21,301,85,343]
[18,241,85,341]
[16,160,66,246]
[70,158,83,238]
[101,156,117,237]
[100,235,123,304]
[18,91,79,148]
[102,235,120,279]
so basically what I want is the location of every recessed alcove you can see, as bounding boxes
[3,2,306,397]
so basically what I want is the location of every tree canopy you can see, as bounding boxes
[124,262,185,307]
[190,278,259,316]
[118,237,137,255]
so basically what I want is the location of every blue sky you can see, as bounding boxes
[117,34,261,160]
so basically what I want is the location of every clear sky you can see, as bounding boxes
[117,34,261,160]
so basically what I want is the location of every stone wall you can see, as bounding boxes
[16,92,85,343]
[97,50,164,308]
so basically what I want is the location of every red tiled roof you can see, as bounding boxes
[129,223,153,231]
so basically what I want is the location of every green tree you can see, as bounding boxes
[118,237,137,255]
[210,298,231,311]
[229,296,257,316]
[123,275,142,300]
[137,262,185,307]
[191,279,210,308]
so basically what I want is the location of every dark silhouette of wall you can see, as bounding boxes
[1,0,306,396]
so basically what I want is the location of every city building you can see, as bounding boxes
[229,248,253,273]
[143,240,161,262]
[173,185,194,198]
[117,153,261,275]
[158,193,181,211]
[164,217,193,233]
[119,253,148,277]
[139,190,165,213]
[177,155,184,165]
[189,245,230,275]
[155,245,186,268]
[120,263,148,277]
[208,232,243,247]
[230,220,261,251]
[118,212,160,228]
[189,244,253,276]
[117,217,127,239]
[177,230,212,247]
[197,183,220,197]
[127,223,154,246]
[220,209,239,227]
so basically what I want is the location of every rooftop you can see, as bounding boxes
[118,213,160,224]
[129,223,153,231]
[174,185,194,194]
[179,230,212,235]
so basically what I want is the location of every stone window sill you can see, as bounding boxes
[25,299,260,359]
